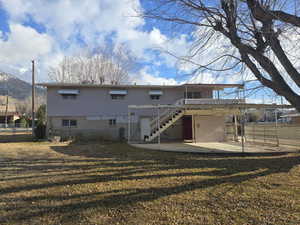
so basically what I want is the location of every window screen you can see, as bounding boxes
[111,94,125,100]
[62,94,77,99]
[150,95,160,100]
[62,119,77,127]
[109,119,116,126]
[184,92,202,99]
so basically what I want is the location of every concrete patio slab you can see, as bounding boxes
[130,142,299,154]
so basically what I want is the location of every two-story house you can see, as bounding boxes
[40,83,244,142]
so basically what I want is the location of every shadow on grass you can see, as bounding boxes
[1,142,299,223]
[0,133,33,143]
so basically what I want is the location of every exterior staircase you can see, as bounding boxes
[145,108,185,142]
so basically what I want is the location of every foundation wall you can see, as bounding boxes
[48,116,182,142]
[48,116,133,141]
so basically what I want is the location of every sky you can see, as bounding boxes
[0,0,294,104]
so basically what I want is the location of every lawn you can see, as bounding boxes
[0,140,299,225]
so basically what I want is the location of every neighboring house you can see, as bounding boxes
[40,83,254,142]
[280,113,300,124]
[0,111,20,125]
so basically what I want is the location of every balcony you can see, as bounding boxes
[176,98,245,105]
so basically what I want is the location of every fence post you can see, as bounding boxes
[252,123,255,143]
[263,124,266,146]
[275,109,279,147]
[234,114,238,142]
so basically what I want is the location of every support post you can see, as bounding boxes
[128,108,130,143]
[157,106,160,146]
[4,91,8,128]
[192,114,196,143]
[185,85,188,105]
[240,109,245,153]
[31,60,35,138]
[275,109,279,147]
[234,114,238,142]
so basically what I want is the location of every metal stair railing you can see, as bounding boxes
[146,108,185,142]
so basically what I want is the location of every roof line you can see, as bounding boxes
[37,82,244,89]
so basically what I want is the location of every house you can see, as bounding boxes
[40,82,250,142]
[0,111,20,126]
[280,113,300,124]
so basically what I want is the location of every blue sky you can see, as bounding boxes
[0,0,190,83]
[0,0,292,104]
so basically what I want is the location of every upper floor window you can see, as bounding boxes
[58,89,79,100]
[149,90,163,100]
[111,94,125,100]
[184,91,202,99]
[110,90,127,100]
[150,95,160,100]
[62,94,77,100]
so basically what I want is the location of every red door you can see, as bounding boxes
[182,116,193,140]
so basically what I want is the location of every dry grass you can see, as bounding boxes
[0,139,299,225]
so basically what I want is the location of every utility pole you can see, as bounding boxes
[4,92,8,128]
[32,60,35,137]
[4,76,9,128]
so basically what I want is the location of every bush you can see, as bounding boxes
[34,124,46,139]
[18,117,28,128]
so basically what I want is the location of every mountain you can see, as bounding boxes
[0,72,45,101]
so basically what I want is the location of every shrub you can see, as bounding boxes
[34,124,46,139]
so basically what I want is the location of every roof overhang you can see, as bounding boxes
[37,82,244,90]
[281,113,300,118]
[182,83,244,90]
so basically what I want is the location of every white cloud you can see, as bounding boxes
[0,23,57,81]
[2,0,298,100]
[131,67,178,85]
[187,73,219,84]
[0,0,193,81]
[0,23,53,64]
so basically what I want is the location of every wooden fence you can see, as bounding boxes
[225,123,300,148]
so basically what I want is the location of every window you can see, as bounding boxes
[149,90,163,100]
[111,94,125,100]
[62,120,69,127]
[62,94,77,100]
[184,91,202,99]
[109,90,127,100]
[150,95,160,100]
[70,120,77,127]
[109,119,116,126]
[62,119,77,127]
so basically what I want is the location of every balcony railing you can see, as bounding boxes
[176,98,245,105]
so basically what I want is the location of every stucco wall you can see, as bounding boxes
[47,86,213,117]
[48,116,132,140]
[48,115,182,141]
[194,115,225,142]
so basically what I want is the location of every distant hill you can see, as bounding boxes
[0,72,45,101]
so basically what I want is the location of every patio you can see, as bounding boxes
[130,142,298,154]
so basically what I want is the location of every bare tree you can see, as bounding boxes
[141,0,300,111]
[15,96,45,116]
[48,45,136,85]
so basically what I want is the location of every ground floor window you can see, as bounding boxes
[109,119,116,126]
[62,119,77,127]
